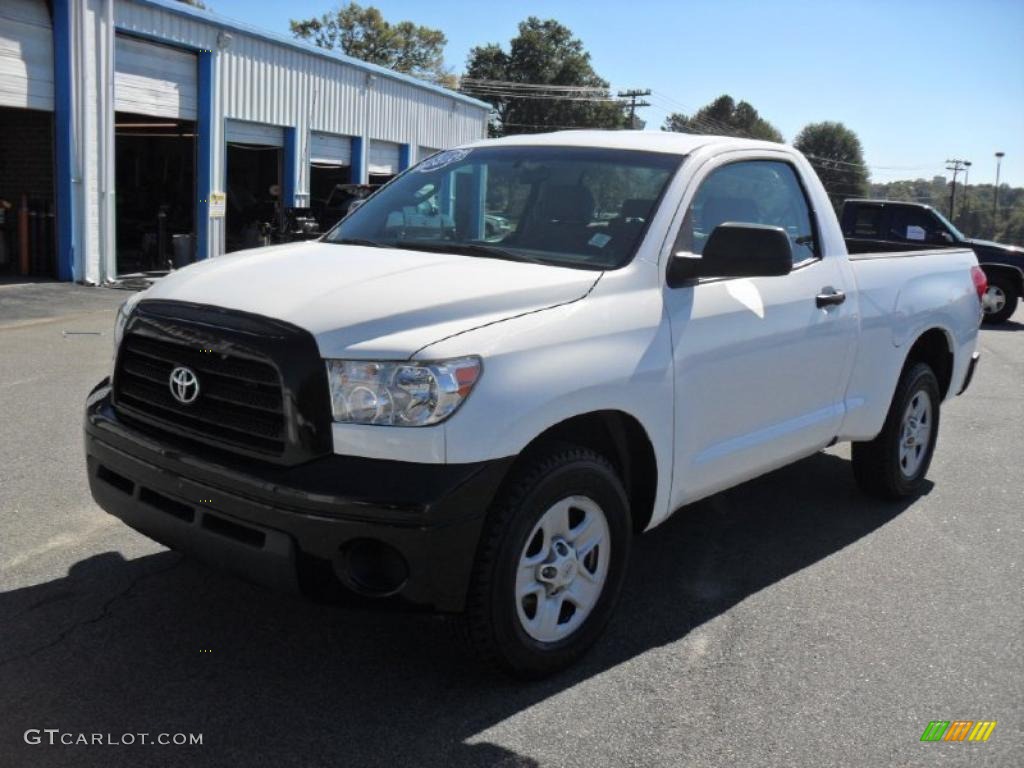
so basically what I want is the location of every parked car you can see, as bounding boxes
[842,198,1024,323]
[86,133,984,677]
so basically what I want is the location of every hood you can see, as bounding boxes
[141,241,601,358]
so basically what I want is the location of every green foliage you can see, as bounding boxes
[661,95,783,142]
[464,18,625,136]
[870,177,1024,245]
[176,0,207,8]
[290,3,447,79]
[793,121,869,211]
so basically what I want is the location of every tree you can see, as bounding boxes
[661,95,782,142]
[464,18,625,136]
[290,3,447,80]
[793,121,869,210]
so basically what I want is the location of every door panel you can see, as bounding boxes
[667,260,854,505]
[666,157,857,508]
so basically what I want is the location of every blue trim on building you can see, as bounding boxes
[282,127,298,206]
[350,136,365,185]
[52,0,75,282]
[398,144,412,172]
[195,50,214,260]
[126,0,491,110]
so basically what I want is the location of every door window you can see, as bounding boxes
[676,160,818,264]
[887,208,949,244]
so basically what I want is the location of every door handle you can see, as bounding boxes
[816,288,846,308]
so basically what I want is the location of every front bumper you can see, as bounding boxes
[85,380,512,611]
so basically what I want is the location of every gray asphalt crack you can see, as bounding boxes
[0,556,183,668]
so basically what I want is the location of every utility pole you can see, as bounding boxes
[993,151,1005,237]
[617,89,651,129]
[945,159,968,219]
[961,160,971,224]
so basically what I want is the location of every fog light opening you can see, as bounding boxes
[335,539,409,597]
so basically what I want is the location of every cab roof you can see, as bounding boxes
[463,130,789,156]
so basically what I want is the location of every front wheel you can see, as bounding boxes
[851,362,941,499]
[459,445,631,678]
[981,274,1019,324]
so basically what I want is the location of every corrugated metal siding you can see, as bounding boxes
[109,0,488,258]
[0,0,54,110]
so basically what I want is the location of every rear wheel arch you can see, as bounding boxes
[903,328,954,400]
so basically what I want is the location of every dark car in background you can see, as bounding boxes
[842,199,1024,323]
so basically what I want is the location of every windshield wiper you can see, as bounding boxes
[331,237,390,248]
[395,241,545,265]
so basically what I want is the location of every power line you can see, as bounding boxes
[617,88,651,128]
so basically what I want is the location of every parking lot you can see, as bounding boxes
[0,280,1020,767]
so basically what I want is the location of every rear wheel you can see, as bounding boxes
[852,362,941,499]
[459,444,631,678]
[982,274,1019,324]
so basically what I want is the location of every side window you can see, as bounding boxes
[888,208,946,244]
[852,206,883,237]
[676,160,818,264]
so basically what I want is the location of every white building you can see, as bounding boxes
[0,0,490,283]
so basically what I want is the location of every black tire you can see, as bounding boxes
[458,443,631,678]
[981,273,1019,325]
[851,362,941,500]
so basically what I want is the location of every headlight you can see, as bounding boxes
[113,293,144,356]
[113,302,130,350]
[325,357,481,426]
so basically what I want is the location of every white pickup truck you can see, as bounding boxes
[86,132,984,677]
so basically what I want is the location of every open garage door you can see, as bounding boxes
[309,131,353,232]
[310,132,351,166]
[368,140,400,184]
[0,1,55,277]
[226,120,284,147]
[225,120,283,252]
[115,36,197,120]
[0,0,53,111]
[114,37,198,277]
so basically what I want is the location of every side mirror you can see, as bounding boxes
[668,222,793,286]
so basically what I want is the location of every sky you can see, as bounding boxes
[203,0,1024,186]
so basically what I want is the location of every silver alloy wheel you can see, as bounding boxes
[983,285,1006,315]
[515,495,610,643]
[899,388,933,478]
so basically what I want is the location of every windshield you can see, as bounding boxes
[325,145,683,270]
[929,207,965,241]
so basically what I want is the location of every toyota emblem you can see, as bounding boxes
[169,366,200,405]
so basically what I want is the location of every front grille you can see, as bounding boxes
[115,333,286,455]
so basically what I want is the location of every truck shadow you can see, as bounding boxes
[0,451,925,768]
[984,319,1023,332]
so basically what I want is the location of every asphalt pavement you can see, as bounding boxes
[0,280,1020,767]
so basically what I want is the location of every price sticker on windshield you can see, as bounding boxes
[416,148,471,173]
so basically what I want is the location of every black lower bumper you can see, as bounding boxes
[958,352,981,396]
[85,380,512,611]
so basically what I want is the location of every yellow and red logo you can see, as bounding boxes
[920,721,997,742]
